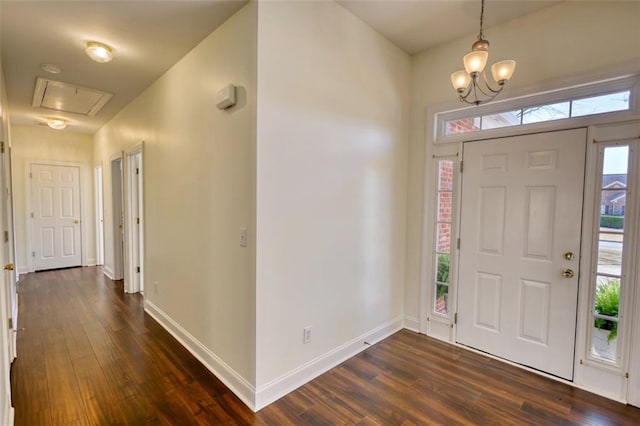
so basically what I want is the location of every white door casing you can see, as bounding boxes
[31,164,82,271]
[457,128,586,380]
[125,149,143,294]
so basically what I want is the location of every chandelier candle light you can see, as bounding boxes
[451,0,516,105]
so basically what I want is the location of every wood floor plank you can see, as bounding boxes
[12,267,640,425]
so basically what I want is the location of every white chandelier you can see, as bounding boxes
[450,0,516,106]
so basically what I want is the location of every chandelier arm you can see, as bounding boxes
[479,71,502,94]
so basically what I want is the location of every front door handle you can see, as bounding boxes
[562,268,574,278]
[4,263,13,271]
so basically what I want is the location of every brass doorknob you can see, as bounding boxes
[73,220,80,224]
[562,268,574,278]
[4,263,13,271]
[564,252,574,261]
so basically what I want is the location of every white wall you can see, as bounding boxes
[93,2,257,387]
[255,0,410,398]
[0,56,15,426]
[11,125,95,273]
[404,1,640,322]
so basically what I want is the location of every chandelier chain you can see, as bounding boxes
[478,0,485,41]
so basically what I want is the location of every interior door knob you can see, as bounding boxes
[562,268,574,278]
[4,263,13,271]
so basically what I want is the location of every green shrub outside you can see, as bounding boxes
[594,279,620,342]
[436,254,450,299]
[600,215,624,229]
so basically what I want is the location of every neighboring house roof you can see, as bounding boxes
[611,193,626,203]
[603,174,627,187]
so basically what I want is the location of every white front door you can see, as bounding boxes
[1,145,17,361]
[457,128,586,380]
[31,164,82,271]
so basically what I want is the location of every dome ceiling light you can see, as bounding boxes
[85,41,113,63]
[46,118,68,130]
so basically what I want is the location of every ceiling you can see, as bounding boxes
[1,0,560,135]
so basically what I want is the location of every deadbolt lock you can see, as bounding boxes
[564,252,574,261]
[562,268,574,278]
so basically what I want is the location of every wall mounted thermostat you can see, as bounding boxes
[216,84,236,110]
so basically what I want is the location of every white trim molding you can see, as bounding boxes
[144,300,256,410]
[254,316,403,411]
[103,265,115,281]
[403,316,420,332]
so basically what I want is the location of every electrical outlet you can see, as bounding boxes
[303,326,312,344]
[240,227,247,247]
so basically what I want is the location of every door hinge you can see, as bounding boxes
[454,313,458,325]
[1,141,4,154]
[457,238,461,250]
[136,168,139,175]
[30,212,34,218]
[32,251,35,258]
[8,318,12,329]
[136,266,140,273]
[625,372,629,379]
[29,172,32,179]
[136,217,140,225]
[3,231,7,243]
[460,161,463,173]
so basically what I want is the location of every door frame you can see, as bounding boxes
[124,143,144,294]
[94,164,104,266]
[25,160,89,273]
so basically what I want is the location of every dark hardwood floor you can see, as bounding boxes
[11,267,640,425]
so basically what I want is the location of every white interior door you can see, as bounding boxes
[111,158,124,280]
[457,128,586,380]
[95,165,104,266]
[31,164,82,271]
[1,145,16,361]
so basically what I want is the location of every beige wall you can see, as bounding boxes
[255,0,410,391]
[93,2,257,384]
[404,1,640,322]
[11,125,95,273]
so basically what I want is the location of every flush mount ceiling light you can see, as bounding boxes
[85,41,113,63]
[46,118,68,130]
[450,0,516,106]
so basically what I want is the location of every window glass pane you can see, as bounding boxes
[521,102,570,124]
[437,192,452,222]
[602,146,629,180]
[572,91,630,117]
[436,223,451,254]
[436,254,450,284]
[445,117,480,135]
[481,110,520,130]
[434,284,449,315]
[591,276,620,361]
[597,232,623,276]
[438,160,454,191]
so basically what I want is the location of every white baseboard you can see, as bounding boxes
[254,316,404,411]
[17,265,28,276]
[103,266,115,280]
[3,395,13,426]
[144,300,256,410]
[87,259,97,267]
[403,316,420,332]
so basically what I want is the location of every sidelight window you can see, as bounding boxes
[590,145,630,363]
[433,159,455,316]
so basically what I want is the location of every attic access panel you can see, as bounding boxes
[32,78,113,116]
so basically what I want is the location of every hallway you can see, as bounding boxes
[11,267,640,425]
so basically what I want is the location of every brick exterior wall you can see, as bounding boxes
[437,160,454,253]
[446,117,480,135]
